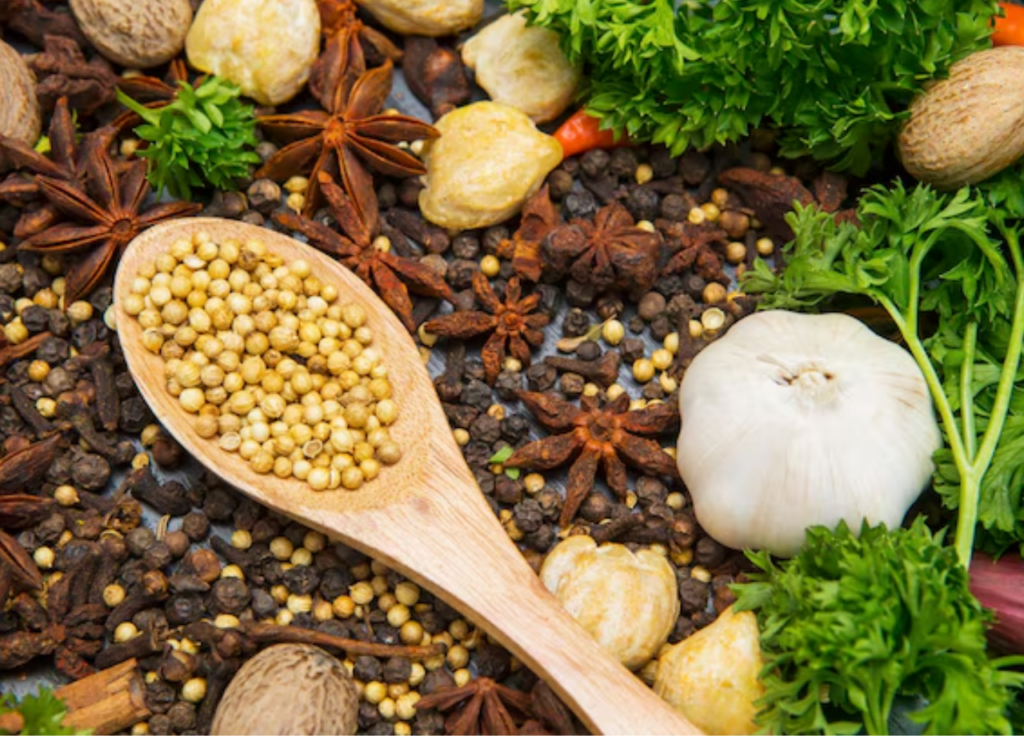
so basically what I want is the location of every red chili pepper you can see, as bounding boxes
[992,2,1024,46]
[552,108,630,159]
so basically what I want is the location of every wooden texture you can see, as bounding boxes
[113,218,701,736]
[57,658,150,734]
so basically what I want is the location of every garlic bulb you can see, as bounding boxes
[677,310,941,557]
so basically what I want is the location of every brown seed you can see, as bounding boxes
[186,548,221,584]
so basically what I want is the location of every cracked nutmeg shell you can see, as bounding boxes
[69,0,192,69]
[0,39,42,147]
[898,46,1024,189]
[211,643,358,735]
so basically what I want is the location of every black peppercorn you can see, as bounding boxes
[576,341,601,361]
[210,578,251,614]
[382,656,411,684]
[282,565,320,596]
[125,527,156,558]
[319,567,353,600]
[353,655,383,682]
[250,589,277,619]
[180,512,210,542]
[165,594,205,626]
[164,530,190,559]
[143,541,173,571]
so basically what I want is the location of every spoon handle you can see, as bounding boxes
[339,451,702,736]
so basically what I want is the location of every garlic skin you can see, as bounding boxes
[540,535,678,671]
[677,310,941,557]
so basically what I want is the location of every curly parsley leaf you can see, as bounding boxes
[116,77,262,201]
[0,688,91,736]
[733,519,1024,735]
[508,0,996,174]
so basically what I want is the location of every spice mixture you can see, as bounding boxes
[0,1,830,734]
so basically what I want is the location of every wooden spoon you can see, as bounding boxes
[114,218,700,735]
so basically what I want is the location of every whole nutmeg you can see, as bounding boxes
[654,606,764,735]
[69,0,192,69]
[898,47,1024,189]
[540,535,678,671]
[211,644,358,735]
[0,39,42,146]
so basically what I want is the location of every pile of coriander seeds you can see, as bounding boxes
[123,232,401,491]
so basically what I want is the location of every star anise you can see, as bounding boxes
[0,551,107,680]
[658,220,731,286]
[0,435,61,602]
[257,33,437,223]
[27,35,119,116]
[416,677,534,736]
[542,201,660,295]
[506,392,680,527]
[275,171,452,331]
[424,273,550,385]
[19,136,202,304]
[316,0,402,64]
[495,185,561,282]
[0,97,116,239]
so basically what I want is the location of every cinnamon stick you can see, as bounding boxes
[243,622,445,659]
[57,658,150,735]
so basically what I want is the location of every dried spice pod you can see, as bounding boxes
[0,39,42,147]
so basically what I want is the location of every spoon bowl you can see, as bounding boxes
[114,217,700,735]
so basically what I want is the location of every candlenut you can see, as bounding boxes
[462,11,581,124]
[540,535,678,671]
[419,102,562,230]
[186,0,320,106]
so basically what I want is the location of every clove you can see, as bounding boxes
[544,352,621,387]
[94,625,162,670]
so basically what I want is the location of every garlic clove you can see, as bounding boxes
[677,310,942,557]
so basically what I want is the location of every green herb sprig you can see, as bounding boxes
[743,181,1024,561]
[0,688,91,736]
[733,519,1024,735]
[508,0,996,174]
[116,77,262,201]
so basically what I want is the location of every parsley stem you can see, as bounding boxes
[957,225,1024,566]
[876,295,973,563]
[960,321,978,461]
